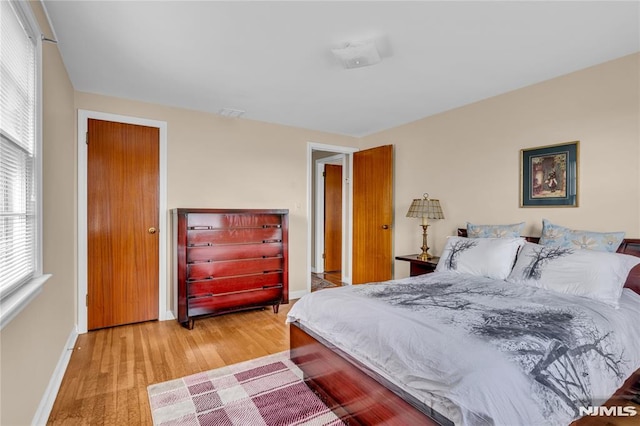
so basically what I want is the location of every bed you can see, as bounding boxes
[288,229,640,425]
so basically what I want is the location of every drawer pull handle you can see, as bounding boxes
[262,239,282,243]
[188,243,213,247]
[187,259,213,265]
[188,293,214,299]
[262,284,283,290]
[189,226,212,230]
[187,276,214,282]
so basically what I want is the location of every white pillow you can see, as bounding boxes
[435,236,525,280]
[507,242,640,307]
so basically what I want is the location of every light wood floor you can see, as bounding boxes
[47,303,294,425]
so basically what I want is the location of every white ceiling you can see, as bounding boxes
[42,1,640,137]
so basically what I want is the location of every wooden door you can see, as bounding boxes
[324,164,342,272]
[87,119,159,330]
[352,145,393,284]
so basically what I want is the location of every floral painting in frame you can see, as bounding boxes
[520,141,578,207]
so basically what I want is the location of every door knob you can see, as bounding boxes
[148,227,157,234]
[381,224,389,229]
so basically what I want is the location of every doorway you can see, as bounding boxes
[311,153,346,292]
[314,153,346,276]
[308,144,357,293]
[77,110,168,334]
[307,143,394,294]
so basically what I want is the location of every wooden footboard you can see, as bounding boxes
[291,322,640,426]
[289,322,451,426]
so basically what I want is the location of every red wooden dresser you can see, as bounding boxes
[172,208,289,329]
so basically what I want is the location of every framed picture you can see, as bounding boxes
[520,141,578,207]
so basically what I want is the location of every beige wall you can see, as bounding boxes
[360,53,640,278]
[2,5,637,422]
[74,93,359,307]
[0,2,76,425]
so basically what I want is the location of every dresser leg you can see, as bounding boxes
[272,304,280,314]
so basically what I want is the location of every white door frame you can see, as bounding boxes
[307,142,358,293]
[77,109,169,334]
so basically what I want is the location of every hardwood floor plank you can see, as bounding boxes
[47,303,294,425]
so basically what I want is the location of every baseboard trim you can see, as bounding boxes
[31,327,78,426]
[289,290,309,301]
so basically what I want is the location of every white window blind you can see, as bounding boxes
[0,1,41,313]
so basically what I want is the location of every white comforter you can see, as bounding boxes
[287,272,640,426]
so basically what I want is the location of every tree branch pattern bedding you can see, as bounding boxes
[287,272,640,425]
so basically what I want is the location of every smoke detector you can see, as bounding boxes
[331,41,381,69]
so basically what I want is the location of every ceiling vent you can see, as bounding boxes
[331,41,381,69]
[217,108,245,118]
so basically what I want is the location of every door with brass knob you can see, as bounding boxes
[353,145,393,284]
[87,119,159,330]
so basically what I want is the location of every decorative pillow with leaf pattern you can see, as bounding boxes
[539,219,624,253]
[467,222,525,238]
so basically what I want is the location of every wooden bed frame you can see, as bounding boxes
[290,231,640,425]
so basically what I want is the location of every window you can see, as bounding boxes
[0,0,48,329]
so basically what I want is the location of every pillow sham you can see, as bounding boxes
[507,242,640,307]
[466,222,525,239]
[435,236,525,280]
[539,219,624,253]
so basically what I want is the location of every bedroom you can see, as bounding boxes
[0,1,638,425]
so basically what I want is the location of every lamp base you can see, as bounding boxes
[417,224,432,261]
[417,252,433,261]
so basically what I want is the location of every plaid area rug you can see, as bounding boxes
[147,351,345,425]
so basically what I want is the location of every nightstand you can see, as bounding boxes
[395,255,440,277]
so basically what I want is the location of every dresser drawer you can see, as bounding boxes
[188,271,283,296]
[187,243,282,263]
[188,213,283,228]
[188,287,283,316]
[188,227,282,245]
[188,257,283,279]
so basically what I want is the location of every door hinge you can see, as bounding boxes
[85,132,88,145]
[322,253,326,259]
[322,171,325,177]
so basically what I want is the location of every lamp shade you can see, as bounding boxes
[406,193,444,220]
